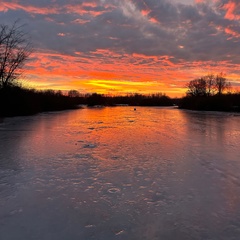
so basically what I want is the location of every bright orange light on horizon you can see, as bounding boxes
[23,50,240,98]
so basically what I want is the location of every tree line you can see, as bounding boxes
[81,92,173,107]
[186,73,231,97]
[180,73,240,111]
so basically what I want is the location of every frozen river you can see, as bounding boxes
[0,107,240,240]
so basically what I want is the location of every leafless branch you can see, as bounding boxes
[0,21,32,88]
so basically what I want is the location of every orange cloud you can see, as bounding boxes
[0,1,108,18]
[225,27,240,38]
[149,17,158,24]
[195,0,204,3]
[65,5,104,17]
[223,1,240,20]
[0,1,58,14]
[141,9,150,16]
[23,47,240,98]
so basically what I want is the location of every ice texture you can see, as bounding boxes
[0,107,240,240]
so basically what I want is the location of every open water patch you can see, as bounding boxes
[107,187,121,194]
[83,143,98,149]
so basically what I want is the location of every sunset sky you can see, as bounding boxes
[1,0,240,97]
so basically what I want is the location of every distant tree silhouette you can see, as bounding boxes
[87,93,104,106]
[0,21,31,89]
[68,90,80,98]
[181,73,235,111]
[215,72,230,95]
[204,74,216,96]
[187,73,231,97]
[56,90,63,96]
[187,78,207,97]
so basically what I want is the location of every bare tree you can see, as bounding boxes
[204,74,216,96]
[187,78,207,97]
[186,73,231,97]
[215,72,230,95]
[0,21,31,89]
[68,90,80,98]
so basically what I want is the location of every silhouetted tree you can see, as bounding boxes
[181,73,235,111]
[187,78,207,97]
[204,74,216,96]
[0,21,31,89]
[215,72,230,95]
[87,93,104,106]
[56,90,63,96]
[187,73,231,97]
[68,90,80,98]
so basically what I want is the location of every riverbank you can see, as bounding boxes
[0,86,80,117]
[1,86,240,117]
[0,88,174,117]
[179,94,240,112]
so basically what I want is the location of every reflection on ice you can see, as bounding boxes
[0,107,240,239]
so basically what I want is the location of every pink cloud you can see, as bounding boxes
[223,1,240,20]
[225,27,240,38]
[141,9,150,16]
[195,0,205,3]
[0,1,108,18]
[0,1,58,14]
[72,19,91,25]
[149,17,158,24]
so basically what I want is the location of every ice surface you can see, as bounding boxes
[0,107,240,240]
